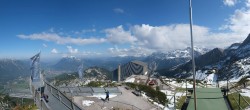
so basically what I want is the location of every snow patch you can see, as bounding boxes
[160,89,186,109]
[153,102,165,109]
[82,100,94,106]
[240,87,250,97]
[87,94,117,99]
[125,78,135,83]
[206,73,218,85]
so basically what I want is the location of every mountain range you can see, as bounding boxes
[0,47,209,82]
[83,66,112,80]
[51,47,209,72]
[144,47,209,70]
[52,56,145,71]
[161,34,250,80]
[0,59,29,83]
[1,34,250,82]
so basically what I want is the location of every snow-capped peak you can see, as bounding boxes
[149,47,209,60]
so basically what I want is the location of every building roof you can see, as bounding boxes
[131,60,148,67]
[187,88,228,110]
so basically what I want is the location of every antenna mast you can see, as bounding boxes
[189,0,197,110]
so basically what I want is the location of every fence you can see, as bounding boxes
[227,80,250,110]
[44,81,82,110]
[34,90,50,110]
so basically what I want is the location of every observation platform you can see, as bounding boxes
[187,88,229,110]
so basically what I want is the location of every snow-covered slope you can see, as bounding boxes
[147,47,209,60]
[219,57,250,80]
[144,47,209,69]
[234,34,250,58]
[167,34,250,80]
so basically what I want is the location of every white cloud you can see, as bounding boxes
[247,0,250,7]
[221,0,250,36]
[132,24,197,50]
[81,51,102,56]
[50,47,102,57]
[67,46,78,54]
[227,9,250,34]
[17,32,107,45]
[72,29,96,35]
[42,43,48,48]
[113,8,124,14]
[18,23,248,55]
[108,46,152,57]
[51,48,58,54]
[105,25,137,44]
[223,0,237,6]
[18,0,250,57]
[106,23,248,53]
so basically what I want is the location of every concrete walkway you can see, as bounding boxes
[74,86,158,110]
[111,86,156,110]
[44,88,70,110]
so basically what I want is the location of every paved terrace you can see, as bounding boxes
[187,88,229,110]
[74,86,158,110]
[33,82,159,110]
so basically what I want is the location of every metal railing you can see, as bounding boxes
[34,90,50,110]
[228,80,250,110]
[44,81,82,110]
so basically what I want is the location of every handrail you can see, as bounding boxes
[229,91,243,110]
[34,90,50,110]
[228,80,250,105]
[46,83,72,109]
[44,80,83,110]
[167,80,186,108]
[228,80,250,109]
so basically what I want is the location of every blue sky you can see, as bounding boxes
[0,0,250,60]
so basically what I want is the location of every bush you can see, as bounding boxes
[106,82,117,87]
[156,90,167,105]
[54,72,78,86]
[125,83,167,105]
[176,79,182,83]
[156,86,160,91]
[1,94,36,109]
[86,81,105,87]
[125,83,137,89]
[176,96,186,109]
